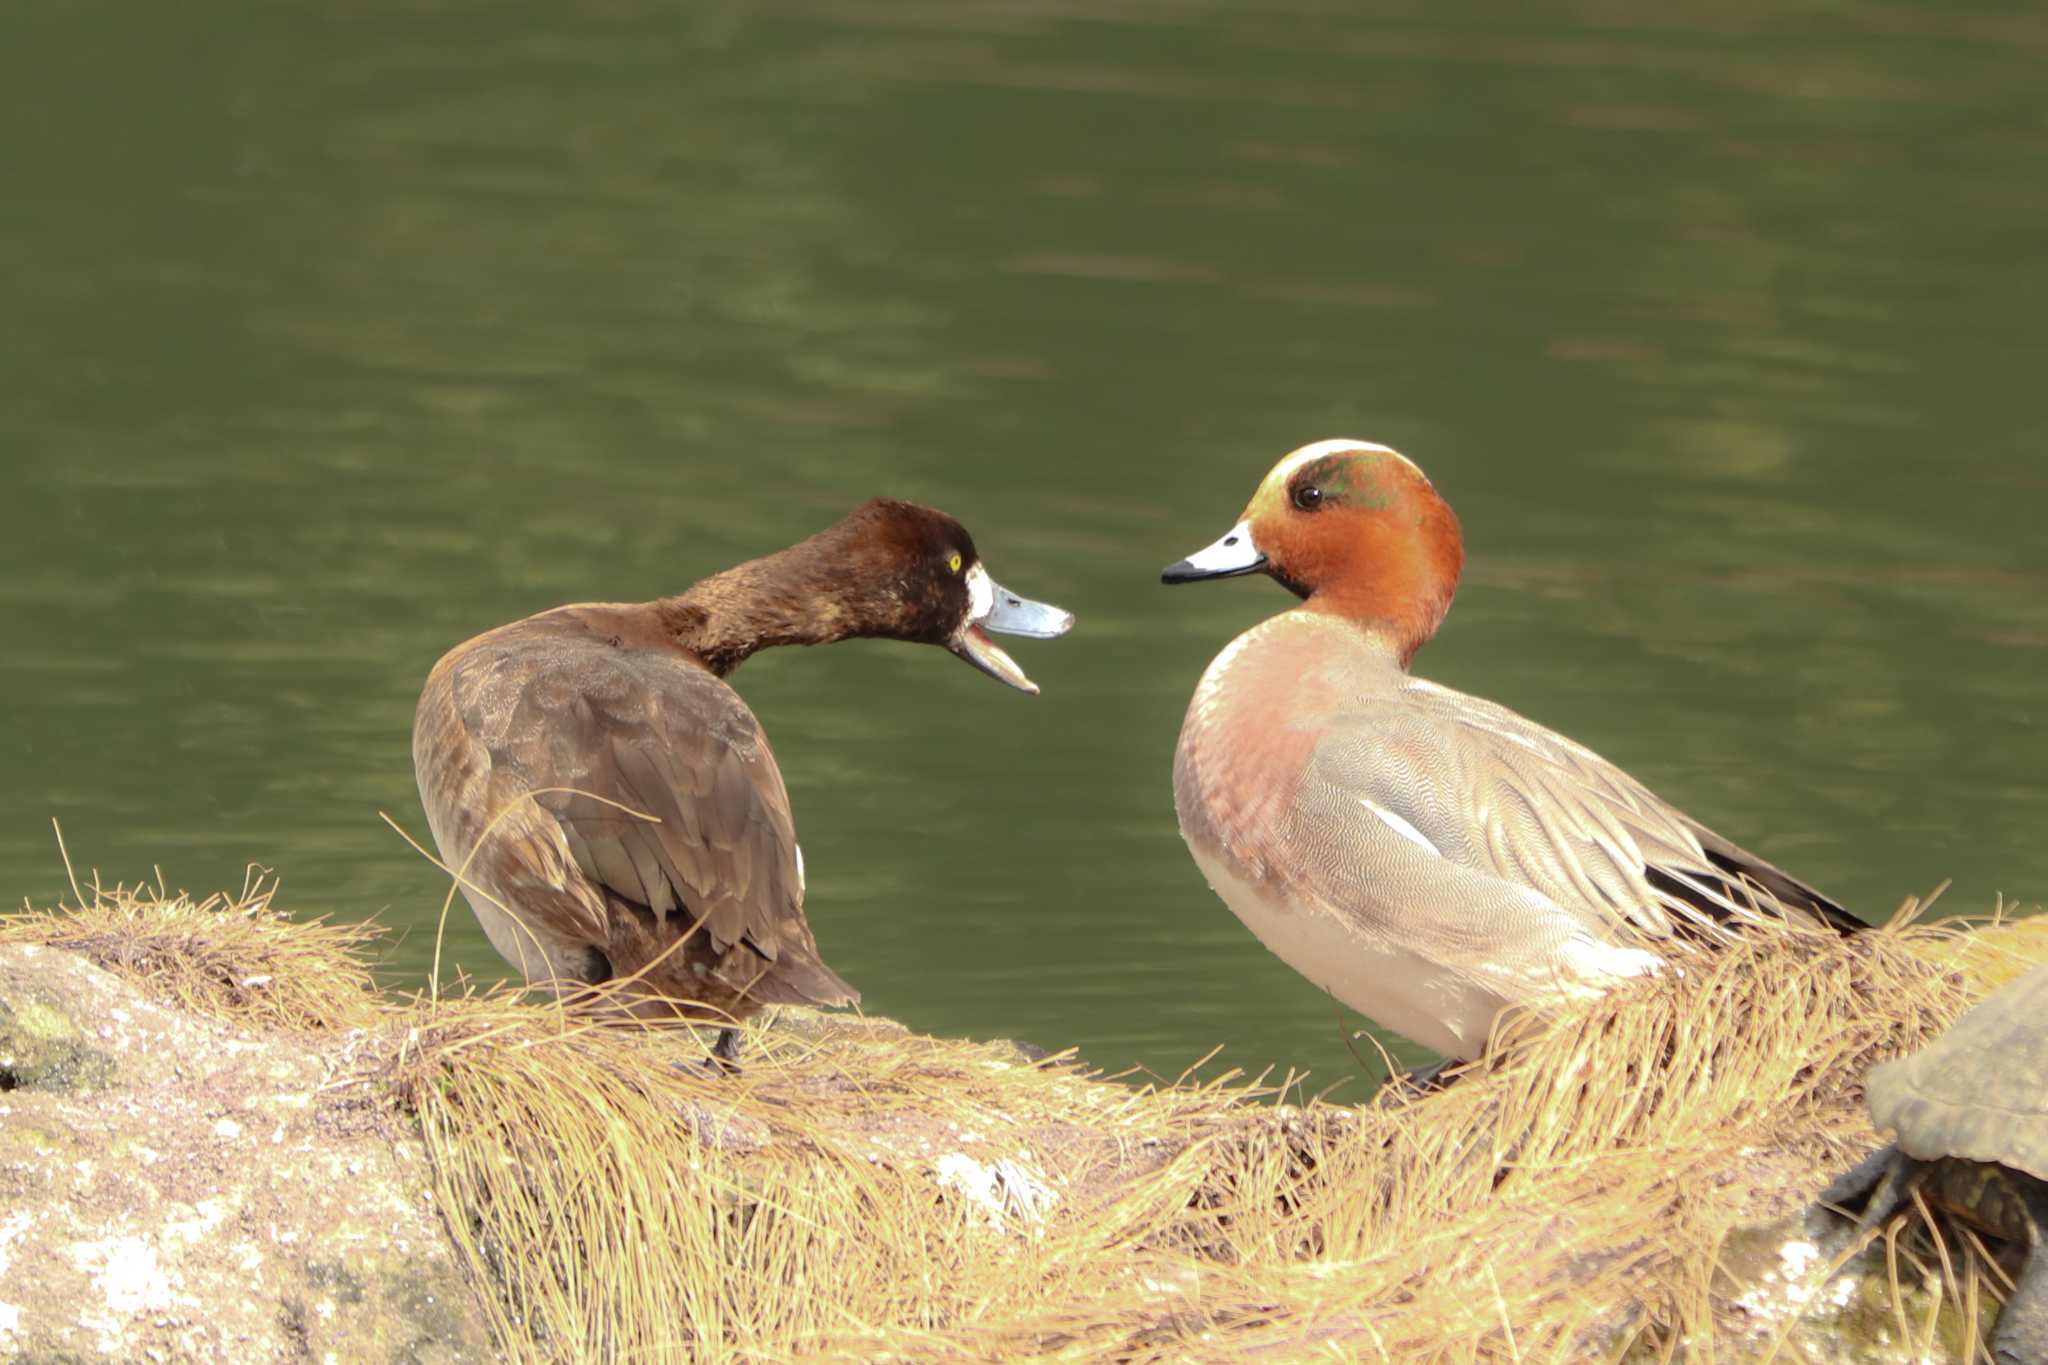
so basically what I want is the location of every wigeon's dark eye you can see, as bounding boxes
[1292,484,1325,512]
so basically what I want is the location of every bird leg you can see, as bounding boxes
[667,1026,744,1080]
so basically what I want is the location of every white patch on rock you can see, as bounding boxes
[163,1199,228,1245]
[71,1235,176,1315]
[0,1210,31,1276]
[934,1153,1053,1232]
[1733,1233,1836,1322]
[1138,1263,1201,1300]
[1778,1238,1818,1279]
[1768,1238,1823,1310]
[1829,1259,1865,1310]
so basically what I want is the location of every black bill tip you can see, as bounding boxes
[1161,555,1266,585]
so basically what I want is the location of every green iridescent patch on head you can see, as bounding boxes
[1295,453,1396,510]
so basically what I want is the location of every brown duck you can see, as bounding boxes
[412,498,1073,1055]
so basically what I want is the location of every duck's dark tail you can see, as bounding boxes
[722,935,861,1009]
[1655,823,1866,940]
[1697,845,1866,935]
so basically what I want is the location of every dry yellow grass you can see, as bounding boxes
[8,867,2044,1362]
[2,863,385,1032]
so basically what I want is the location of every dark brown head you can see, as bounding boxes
[1161,440,1465,665]
[773,498,1074,692]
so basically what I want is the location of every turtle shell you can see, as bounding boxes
[1865,962,2048,1183]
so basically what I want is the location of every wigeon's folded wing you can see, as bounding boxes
[1276,758,1664,1015]
[1303,678,1857,947]
[448,627,845,988]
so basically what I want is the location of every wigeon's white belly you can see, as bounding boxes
[1188,843,1504,1060]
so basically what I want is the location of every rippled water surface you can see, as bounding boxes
[4,1,2045,1089]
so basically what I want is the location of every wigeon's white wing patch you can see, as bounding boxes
[1555,936,1664,995]
[1359,796,1440,857]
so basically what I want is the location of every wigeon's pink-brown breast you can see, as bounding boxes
[1172,614,1365,889]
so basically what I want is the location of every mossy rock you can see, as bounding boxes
[288,1253,490,1361]
[0,1113,81,1166]
[376,1260,493,1359]
[1696,1214,1983,1363]
[0,983,116,1092]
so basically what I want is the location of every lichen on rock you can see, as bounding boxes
[0,970,117,1092]
[0,942,491,1362]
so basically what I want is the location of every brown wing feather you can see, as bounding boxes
[413,650,613,981]
[429,614,857,1007]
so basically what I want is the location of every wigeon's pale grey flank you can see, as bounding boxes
[1163,439,1860,1061]
[414,499,1073,1058]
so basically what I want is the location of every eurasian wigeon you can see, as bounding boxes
[1163,439,1860,1062]
[415,499,1073,1059]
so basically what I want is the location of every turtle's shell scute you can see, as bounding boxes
[1865,963,2048,1183]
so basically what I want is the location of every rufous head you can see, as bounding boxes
[1161,439,1464,664]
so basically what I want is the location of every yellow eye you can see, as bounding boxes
[948,553,963,573]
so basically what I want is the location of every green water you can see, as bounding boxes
[3,2,2045,1093]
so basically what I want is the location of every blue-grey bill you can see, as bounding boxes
[952,573,1073,694]
[982,581,1075,640]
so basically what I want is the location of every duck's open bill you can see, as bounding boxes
[1161,520,1266,583]
[949,564,1074,694]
